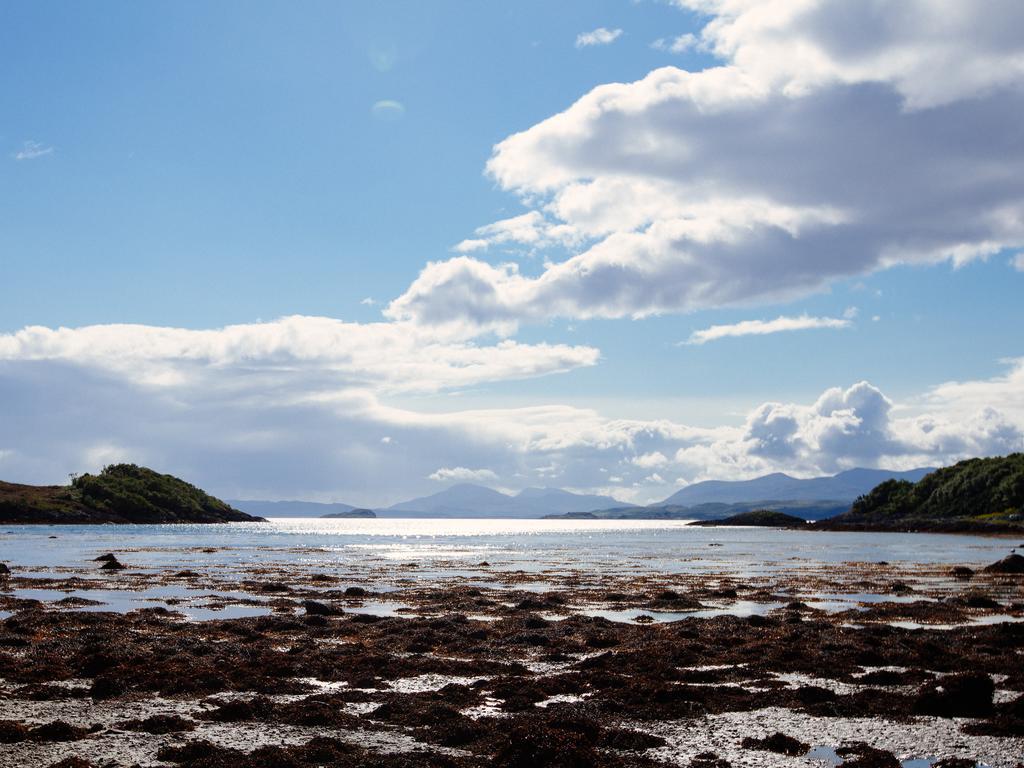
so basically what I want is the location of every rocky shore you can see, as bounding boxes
[1,546,1023,768]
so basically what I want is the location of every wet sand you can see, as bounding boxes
[1,543,1023,767]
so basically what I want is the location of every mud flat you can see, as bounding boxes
[1,536,1023,767]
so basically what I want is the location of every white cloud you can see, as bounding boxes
[428,466,499,483]
[0,316,599,394]
[685,313,852,345]
[360,297,377,306]
[387,1,1024,333]
[651,34,697,53]
[632,451,669,468]
[453,211,580,254]
[674,0,1024,109]
[13,140,53,161]
[576,28,623,48]
[1,349,1020,504]
[1013,253,1024,271]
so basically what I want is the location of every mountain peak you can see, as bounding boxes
[661,467,934,506]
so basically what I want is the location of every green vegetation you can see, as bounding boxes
[690,509,807,528]
[822,454,1024,532]
[0,464,262,524]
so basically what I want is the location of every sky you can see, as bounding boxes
[2,0,1023,507]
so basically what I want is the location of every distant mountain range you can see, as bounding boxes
[229,467,935,520]
[661,467,934,506]
[547,499,852,522]
[382,484,626,518]
[551,467,936,521]
[229,499,358,518]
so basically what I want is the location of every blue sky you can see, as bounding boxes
[3,0,706,328]
[2,1,1023,505]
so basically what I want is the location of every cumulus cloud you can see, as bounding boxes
[685,313,852,345]
[388,0,1024,332]
[576,28,623,48]
[428,467,499,483]
[2,339,1020,506]
[676,0,1024,109]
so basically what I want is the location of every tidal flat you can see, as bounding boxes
[1,520,1022,767]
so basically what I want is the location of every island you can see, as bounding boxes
[814,453,1024,533]
[0,464,264,524]
[321,508,376,519]
[689,510,808,528]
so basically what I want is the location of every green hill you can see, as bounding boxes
[818,454,1024,532]
[0,464,264,524]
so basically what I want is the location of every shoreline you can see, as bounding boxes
[1,528,1023,767]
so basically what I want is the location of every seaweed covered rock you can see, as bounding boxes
[741,731,809,756]
[984,554,1024,574]
[914,672,994,717]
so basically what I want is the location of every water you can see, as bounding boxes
[0,518,1014,576]
[2,519,1018,623]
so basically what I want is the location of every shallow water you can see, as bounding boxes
[0,517,1015,577]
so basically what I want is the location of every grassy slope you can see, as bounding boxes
[818,454,1024,532]
[0,464,262,524]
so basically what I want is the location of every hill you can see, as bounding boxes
[0,464,264,524]
[817,454,1024,532]
[661,467,933,506]
[383,484,625,518]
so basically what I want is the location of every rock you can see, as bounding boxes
[950,565,974,578]
[350,612,383,624]
[984,554,1024,574]
[599,728,666,751]
[55,596,104,607]
[914,672,994,717]
[118,714,195,734]
[93,553,119,563]
[836,743,900,768]
[343,586,367,597]
[963,592,1000,609]
[741,732,809,756]
[256,581,292,593]
[27,720,89,742]
[302,600,343,617]
[0,719,29,743]
[0,562,9,575]
[99,556,126,570]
